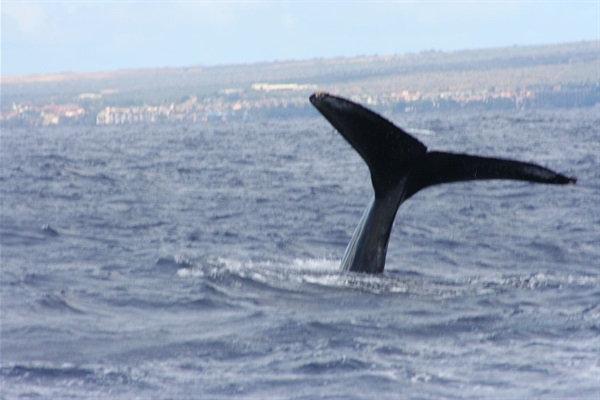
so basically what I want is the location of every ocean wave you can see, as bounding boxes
[2,362,94,382]
[1,362,155,397]
[472,272,600,291]
[34,292,86,314]
[173,254,600,308]
[173,256,477,298]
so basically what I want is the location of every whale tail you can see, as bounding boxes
[310,92,427,198]
[310,92,576,201]
[405,151,576,199]
[310,92,576,274]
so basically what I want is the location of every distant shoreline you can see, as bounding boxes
[2,41,598,127]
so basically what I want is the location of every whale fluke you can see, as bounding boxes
[405,151,576,199]
[310,92,576,274]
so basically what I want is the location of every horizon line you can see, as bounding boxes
[2,39,597,84]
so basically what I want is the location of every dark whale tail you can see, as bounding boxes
[405,151,576,199]
[310,92,576,274]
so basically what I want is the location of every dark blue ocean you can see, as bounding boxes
[1,107,599,399]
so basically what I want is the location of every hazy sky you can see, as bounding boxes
[2,1,598,76]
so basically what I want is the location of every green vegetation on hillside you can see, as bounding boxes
[2,41,598,126]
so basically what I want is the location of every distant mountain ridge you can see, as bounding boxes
[4,40,597,86]
[2,41,598,126]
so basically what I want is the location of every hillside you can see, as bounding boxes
[1,41,598,126]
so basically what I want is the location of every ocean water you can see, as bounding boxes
[1,107,599,399]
